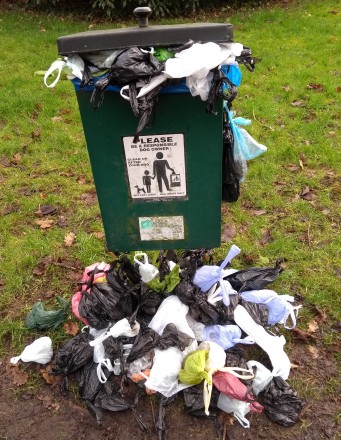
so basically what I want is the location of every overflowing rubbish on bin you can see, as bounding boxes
[15,247,304,437]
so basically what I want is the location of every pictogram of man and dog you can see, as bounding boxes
[134,152,181,195]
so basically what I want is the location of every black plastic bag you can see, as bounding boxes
[155,393,179,440]
[175,281,220,325]
[240,299,269,327]
[178,249,212,281]
[90,47,164,109]
[128,80,166,143]
[75,359,106,401]
[222,111,240,202]
[224,259,284,293]
[183,383,220,418]
[259,376,304,427]
[52,331,94,376]
[206,68,238,115]
[78,283,124,329]
[126,323,193,363]
[93,382,148,431]
[119,255,141,284]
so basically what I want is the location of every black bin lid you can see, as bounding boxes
[57,7,233,55]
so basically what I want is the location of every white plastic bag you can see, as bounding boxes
[247,360,274,396]
[241,289,301,329]
[89,318,140,347]
[234,305,291,380]
[217,393,251,428]
[144,346,192,397]
[44,54,84,88]
[148,296,197,356]
[10,336,53,365]
[133,253,159,283]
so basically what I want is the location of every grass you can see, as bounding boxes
[0,0,340,359]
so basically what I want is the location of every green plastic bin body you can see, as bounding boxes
[74,84,223,252]
[58,19,233,252]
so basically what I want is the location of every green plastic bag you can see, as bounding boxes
[25,296,69,330]
[147,264,180,293]
[153,47,175,62]
[178,350,211,385]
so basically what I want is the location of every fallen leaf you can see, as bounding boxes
[51,116,63,122]
[300,186,316,201]
[290,362,301,369]
[251,209,267,216]
[281,85,290,92]
[337,86,341,92]
[299,159,304,170]
[41,364,56,385]
[37,393,60,411]
[77,176,87,185]
[307,83,325,92]
[259,229,273,246]
[291,327,316,341]
[307,345,319,359]
[286,164,300,172]
[31,126,42,140]
[64,232,76,247]
[1,203,20,215]
[221,223,236,242]
[11,153,22,164]
[291,100,305,107]
[56,215,68,227]
[6,363,29,386]
[308,319,319,333]
[64,321,79,336]
[35,205,57,217]
[35,219,54,229]
[93,231,105,239]
[80,191,97,205]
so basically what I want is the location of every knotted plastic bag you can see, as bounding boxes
[44,54,84,88]
[126,324,194,364]
[25,296,69,330]
[241,289,301,329]
[203,324,254,350]
[10,336,53,365]
[213,370,263,413]
[178,350,211,386]
[193,244,240,293]
[134,252,159,283]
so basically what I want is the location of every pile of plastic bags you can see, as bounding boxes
[13,246,304,437]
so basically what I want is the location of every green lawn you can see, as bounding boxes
[0,0,340,353]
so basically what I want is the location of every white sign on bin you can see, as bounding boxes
[122,133,187,200]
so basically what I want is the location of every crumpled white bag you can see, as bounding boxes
[217,393,251,428]
[164,42,243,101]
[89,318,140,347]
[10,336,53,365]
[247,360,274,396]
[134,252,159,283]
[234,305,291,380]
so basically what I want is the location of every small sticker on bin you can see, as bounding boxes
[139,216,185,241]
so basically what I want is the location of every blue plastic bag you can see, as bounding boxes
[240,289,301,329]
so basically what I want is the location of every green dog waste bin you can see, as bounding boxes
[57,8,233,252]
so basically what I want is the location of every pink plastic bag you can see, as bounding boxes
[71,262,110,325]
[213,370,263,413]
